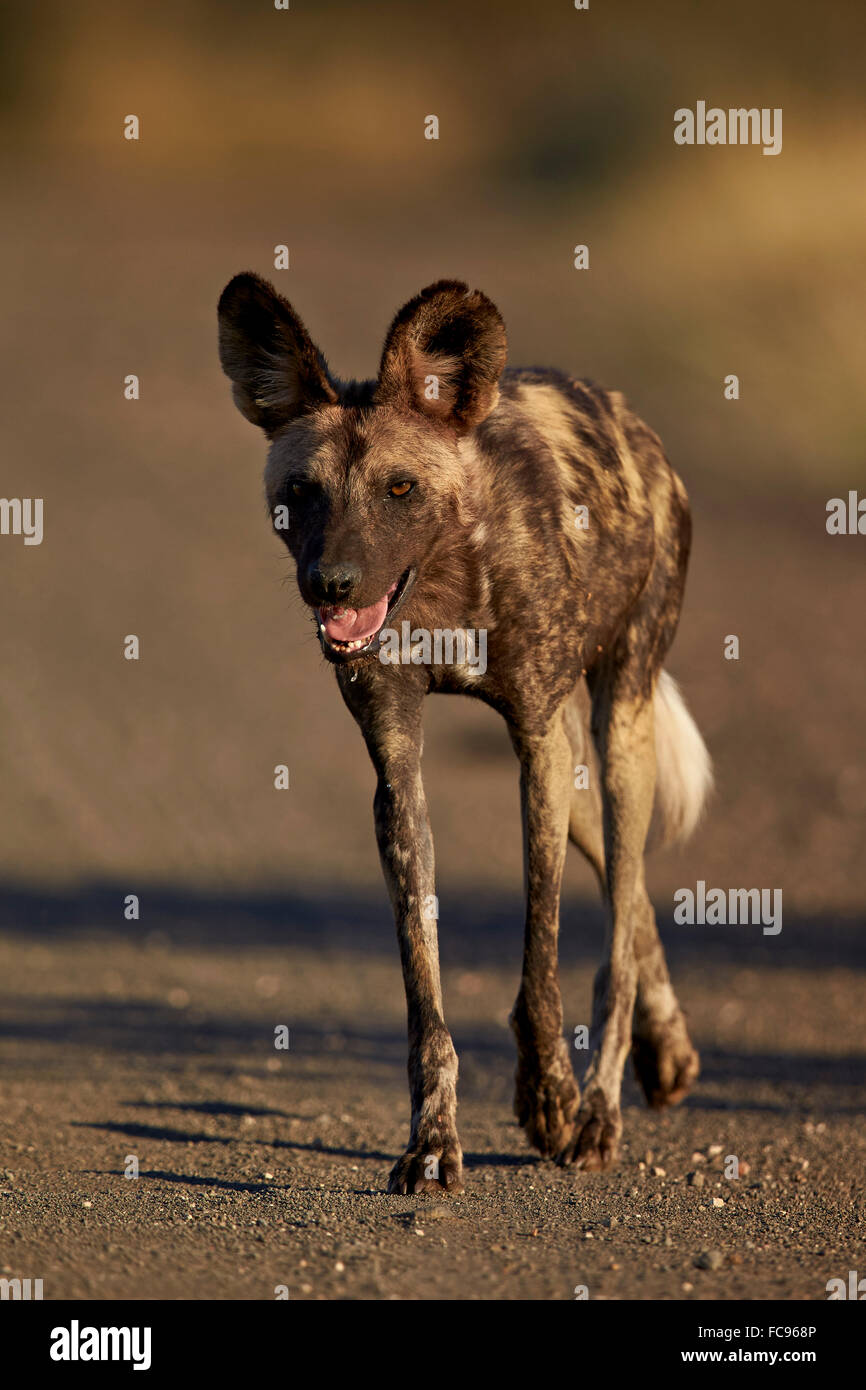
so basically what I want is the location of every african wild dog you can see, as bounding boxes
[217,274,713,1194]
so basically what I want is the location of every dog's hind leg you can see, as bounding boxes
[556,669,653,1170]
[563,681,699,1113]
[562,680,606,893]
[508,708,581,1158]
[630,871,700,1108]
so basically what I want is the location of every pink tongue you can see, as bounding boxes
[319,594,390,642]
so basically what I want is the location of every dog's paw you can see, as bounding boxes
[387,1144,464,1196]
[514,1062,579,1158]
[632,1016,700,1110]
[556,1088,621,1171]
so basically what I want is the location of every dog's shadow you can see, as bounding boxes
[2,880,865,973]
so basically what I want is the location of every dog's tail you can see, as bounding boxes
[647,670,713,851]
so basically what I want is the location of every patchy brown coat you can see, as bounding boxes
[218,274,711,1192]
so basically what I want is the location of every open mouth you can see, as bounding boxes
[315,567,414,662]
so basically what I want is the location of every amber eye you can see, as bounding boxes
[291,481,308,497]
[389,481,414,497]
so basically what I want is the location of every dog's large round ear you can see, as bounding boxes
[217,273,338,436]
[376,280,507,433]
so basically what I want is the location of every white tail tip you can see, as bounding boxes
[648,670,713,851]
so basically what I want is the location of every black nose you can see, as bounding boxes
[307,562,362,605]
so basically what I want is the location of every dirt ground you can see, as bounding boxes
[0,892,863,1302]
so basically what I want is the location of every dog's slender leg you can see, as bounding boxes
[376,751,463,1195]
[563,684,699,1110]
[377,755,462,1195]
[558,674,655,1169]
[508,709,580,1157]
[630,872,700,1108]
[339,671,462,1195]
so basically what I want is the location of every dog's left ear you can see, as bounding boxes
[376,280,507,433]
[217,272,338,437]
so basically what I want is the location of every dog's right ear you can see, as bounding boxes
[217,273,338,436]
[376,279,507,433]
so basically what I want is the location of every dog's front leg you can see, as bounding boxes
[373,743,463,1195]
[339,668,462,1195]
[508,711,580,1158]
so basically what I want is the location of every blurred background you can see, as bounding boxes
[1,0,864,920]
[2,3,864,1302]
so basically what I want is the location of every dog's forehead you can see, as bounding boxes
[266,405,446,491]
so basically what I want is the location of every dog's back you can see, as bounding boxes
[435,369,693,722]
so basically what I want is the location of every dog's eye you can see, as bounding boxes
[389,481,414,497]
[291,481,310,498]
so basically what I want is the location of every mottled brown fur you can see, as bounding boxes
[217,273,706,1192]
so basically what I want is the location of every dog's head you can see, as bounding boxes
[217,274,506,663]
